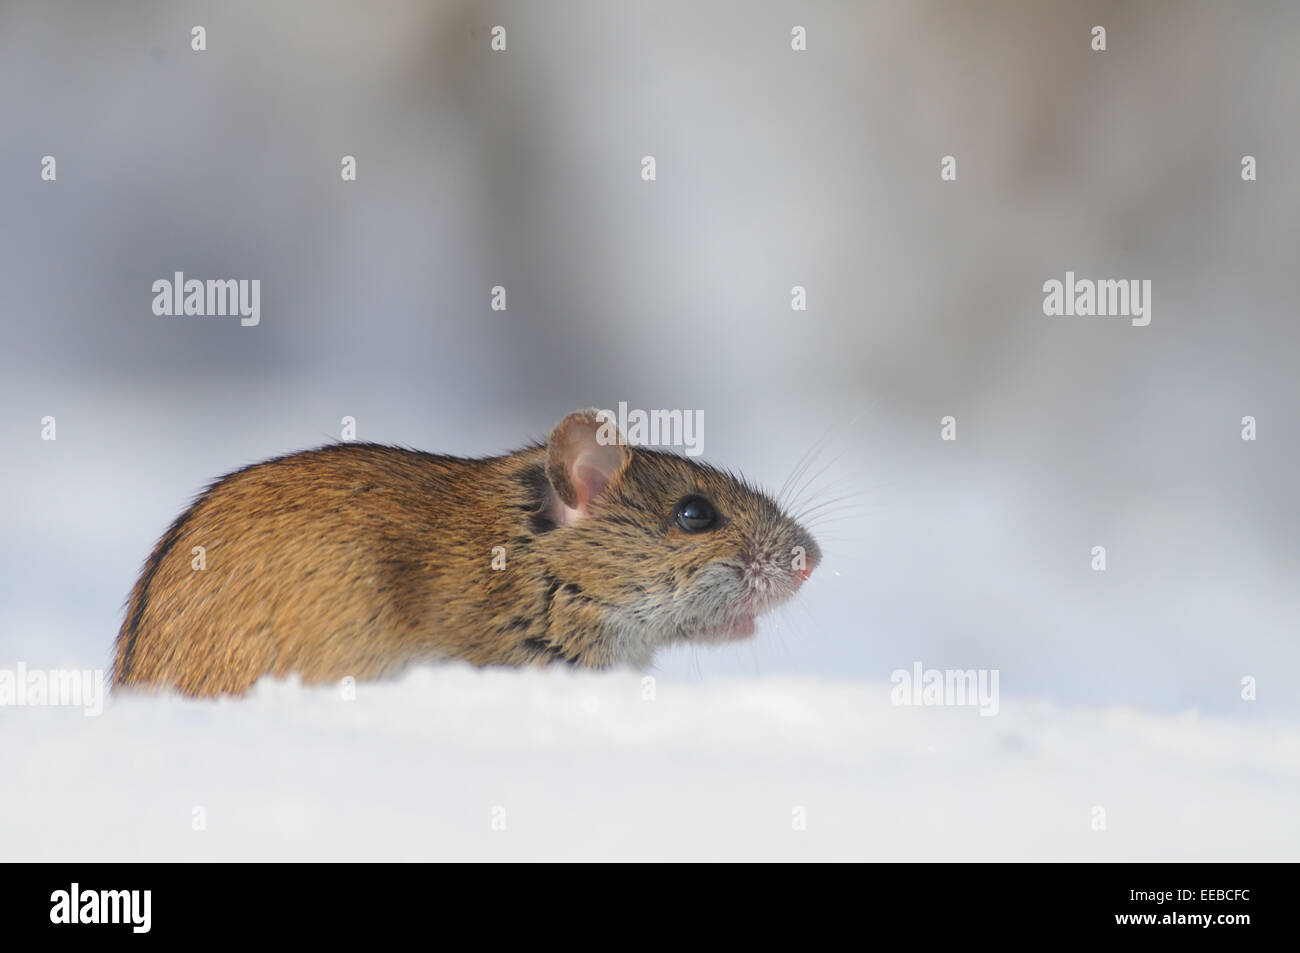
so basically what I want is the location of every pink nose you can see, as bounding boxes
[799,568,811,582]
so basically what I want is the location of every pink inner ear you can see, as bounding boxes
[572,457,613,505]
[546,412,628,521]
[552,457,609,527]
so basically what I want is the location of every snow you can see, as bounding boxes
[3,665,1296,861]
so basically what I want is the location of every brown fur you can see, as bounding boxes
[113,411,820,697]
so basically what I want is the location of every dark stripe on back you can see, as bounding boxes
[518,464,556,534]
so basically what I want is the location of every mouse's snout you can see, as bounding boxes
[744,519,821,602]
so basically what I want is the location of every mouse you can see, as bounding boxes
[111,409,822,696]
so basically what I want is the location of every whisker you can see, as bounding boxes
[776,424,839,510]
[786,447,850,514]
[803,510,880,532]
[793,491,871,523]
[788,475,864,518]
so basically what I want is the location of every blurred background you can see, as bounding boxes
[1,0,1296,717]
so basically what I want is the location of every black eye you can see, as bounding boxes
[675,495,718,533]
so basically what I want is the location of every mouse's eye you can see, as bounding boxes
[674,495,719,533]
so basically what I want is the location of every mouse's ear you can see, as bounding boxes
[546,409,630,513]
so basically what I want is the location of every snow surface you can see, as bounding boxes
[3,665,1297,862]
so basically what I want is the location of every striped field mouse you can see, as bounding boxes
[113,409,821,696]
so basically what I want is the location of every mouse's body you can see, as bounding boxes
[113,411,821,696]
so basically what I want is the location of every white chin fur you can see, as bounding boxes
[606,562,798,664]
